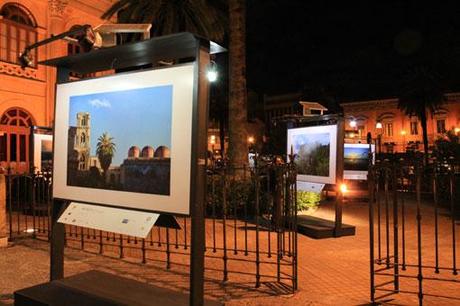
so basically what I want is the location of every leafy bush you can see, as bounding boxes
[297,191,320,214]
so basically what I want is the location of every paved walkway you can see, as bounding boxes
[1,197,459,305]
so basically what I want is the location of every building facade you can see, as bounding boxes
[341,93,460,153]
[0,0,114,173]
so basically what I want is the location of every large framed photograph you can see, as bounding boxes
[344,143,375,180]
[53,64,195,215]
[287,125,338,184]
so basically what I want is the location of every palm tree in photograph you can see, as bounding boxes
[96,132,116,181]
[397,66,446,158]
[102,0,250,168]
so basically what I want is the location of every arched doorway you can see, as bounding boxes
[0,108,35,173]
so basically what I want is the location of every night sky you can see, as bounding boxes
[246,1,460,102]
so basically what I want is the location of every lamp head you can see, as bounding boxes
[19,49,33,69]
[77,25,102,52]
[207,61,218,82]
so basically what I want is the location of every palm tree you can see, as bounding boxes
[227,0,248,167]
[398,67,446,158]
[103,0,249,168]
[102,0,227,43]
[96,132,116,180]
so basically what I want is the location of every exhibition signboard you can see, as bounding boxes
[343,143,375,180]
[53,64,195,215]
[287,124,338,184]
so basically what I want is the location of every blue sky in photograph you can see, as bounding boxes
[292,132,329,152]
[69,85,172,165]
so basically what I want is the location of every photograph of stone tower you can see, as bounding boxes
[68,112,91,172]
[66,85,172,195]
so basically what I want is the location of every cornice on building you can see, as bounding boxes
[68,0,115,20]
[341,92,460,111]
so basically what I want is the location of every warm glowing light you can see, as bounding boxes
[349,120,357,128]
[248,136,255,144]
[209,135,216,145]
[455,127,460,134]
[340,183,348,194]
[375,122,383,129]
[400,130,406,135]
[24,228,35,233]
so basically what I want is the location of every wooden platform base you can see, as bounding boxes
[14,270,221,306]
[297,215,356,239]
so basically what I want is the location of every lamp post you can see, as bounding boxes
[209,135,216,165]
[248,135,255,151]
[375,121,383,155]
[400,130,407,152]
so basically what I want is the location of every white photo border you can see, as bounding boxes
[343,143,375,181]
[53,64,195,215]
[287,124,338,184]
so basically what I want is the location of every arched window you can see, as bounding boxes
[377,113,395,137]
[0,3,37,66]
[434,108,448,134]
[80,132,86,144]
[67,25,95,78]
[79,154,86,170]
[0,108,35,173]
[0,108,33,127]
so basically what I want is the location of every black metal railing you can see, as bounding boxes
[4,158,298,296]
[369,157,459,305]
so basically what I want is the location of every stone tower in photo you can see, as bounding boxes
[74,112,91,170]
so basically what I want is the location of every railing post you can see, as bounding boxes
[368,167,375,304]
[392,166,399,292]
[0,174,7,247]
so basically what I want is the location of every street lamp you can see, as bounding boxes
[247,136,255,154]
[206,61,218,82]
[400,130,407,152]
[375,121,383,154]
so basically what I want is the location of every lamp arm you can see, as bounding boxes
[26,25,91,52]
[19,24,92,68]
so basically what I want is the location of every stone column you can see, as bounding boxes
[0,174,7,247]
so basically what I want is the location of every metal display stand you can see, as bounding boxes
[277,114,355,238]
[18,32,225,306]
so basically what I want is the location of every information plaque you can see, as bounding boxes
[297,181,325,194]
[58,202,159,238]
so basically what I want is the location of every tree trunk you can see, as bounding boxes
[228,0,248,168]
[219,114,225,156]
[420,109,429,162]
